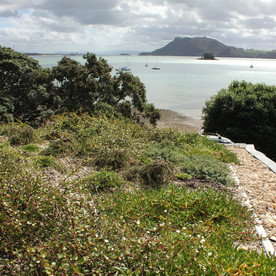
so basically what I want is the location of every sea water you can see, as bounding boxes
[34,55,276,119]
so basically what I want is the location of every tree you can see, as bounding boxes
[0,46,58,124]
[52,53,160,124]
[202,80,276,160]
[0,49,160,125]
[202,53,215,60]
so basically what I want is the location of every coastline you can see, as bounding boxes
[157,109,203,132]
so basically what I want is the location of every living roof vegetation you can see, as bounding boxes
[1,113,275,274]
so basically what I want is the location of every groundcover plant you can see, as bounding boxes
[1,113,275,275]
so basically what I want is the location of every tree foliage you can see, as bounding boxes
[0,47,160,125]
[203,80,276,160]
[202,53,215,60]
[0,47,57,123]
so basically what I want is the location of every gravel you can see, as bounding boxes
[228,144,276,252]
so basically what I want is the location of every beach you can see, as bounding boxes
[157,109,203,132]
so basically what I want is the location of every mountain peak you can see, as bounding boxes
[140,37,276,58]
[142,37,242,57]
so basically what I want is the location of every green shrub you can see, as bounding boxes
[181,155,234,185]
[146,139,184,163]
[33,155,65,172]
[0,144,23,172]
[81,170,123,193]
[41,135,79,157]
[92,102,118,118]
[94,147,129,170]
[127,160,175,187]
[6,123,38,145]
[203,80,276,160]
[175,172,192,180]
[1,113,275,275]
[22,144,41,153]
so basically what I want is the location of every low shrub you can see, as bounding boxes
[41,135,79,157]
[6,123,38,145]
[181,155,234,185]
[80,170,123,193]
[126,160,175,187]
[33,155,66,172]
[146,139,184,163]
[175,172,192,180]
[1,113,275,275]
[21,144,41,153]
[94,147,130,170]
[0,144,23,172]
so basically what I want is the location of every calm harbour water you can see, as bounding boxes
[34,55,276,119]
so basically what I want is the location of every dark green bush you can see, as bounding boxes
[203,81,276,160]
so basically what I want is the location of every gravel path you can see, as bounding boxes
[228,145,276,252]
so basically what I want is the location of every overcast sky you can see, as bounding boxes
[1,0,276,53]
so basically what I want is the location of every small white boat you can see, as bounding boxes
[152,57,160,70]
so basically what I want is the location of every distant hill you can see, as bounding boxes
[140,37,276,58]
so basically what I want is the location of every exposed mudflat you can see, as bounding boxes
[157,109,203,132]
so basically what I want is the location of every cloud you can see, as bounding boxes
[1,0,276,52]
[0,10,18,17]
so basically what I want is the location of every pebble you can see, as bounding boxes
[228,145,276,247]
[270,236,276,242]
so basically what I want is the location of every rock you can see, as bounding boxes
[267,220,276,228]
[270,236,276,242]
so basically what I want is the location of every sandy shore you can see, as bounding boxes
[157,109,203,132]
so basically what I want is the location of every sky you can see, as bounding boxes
[1,0,276,54]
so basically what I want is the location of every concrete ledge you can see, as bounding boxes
[245,144,276,174]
